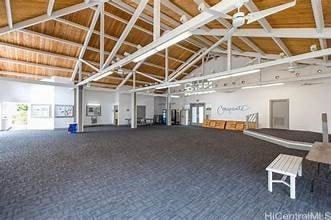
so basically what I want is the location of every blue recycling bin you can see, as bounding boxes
[68,123,77,134]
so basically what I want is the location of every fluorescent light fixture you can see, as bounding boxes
[155,83,181,90]
[208,69,260,81]
[133,49,158,63]
[241,83,284,89]
[92,71,113,81]
[171,95,180,98]
[133,31,192,63]
[155,31,192,51]
[87,103,100,106]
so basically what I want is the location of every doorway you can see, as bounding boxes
[270,99,289,129]
[1,102,29,131]
[137,105,146,120]
[190,103,205,126]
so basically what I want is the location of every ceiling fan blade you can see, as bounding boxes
[246,0,296,24]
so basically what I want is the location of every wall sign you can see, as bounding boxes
[55,105,74,118]
[86,104,101,116]
[31,104,51,118]
[217,105,250,115]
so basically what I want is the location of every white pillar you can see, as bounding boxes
[166,88,171,126]
[76,61,83,132]
[227,37,232,71]
[131,72,137,128]
[76,85,84,132]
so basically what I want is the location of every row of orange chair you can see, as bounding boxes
[202,119,246,131]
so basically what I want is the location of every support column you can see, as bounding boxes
[166,88,171,126]
[227,36,232,71]
[76,85,84,132]
[131,72,137,128]
[76,61,83,132]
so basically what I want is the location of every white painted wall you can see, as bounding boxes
[0,80,74,130]
[83,89,117,126]
[154,96,166,115]
[54,87,75,129]
[118,93,155,125]
[173,83,331,132]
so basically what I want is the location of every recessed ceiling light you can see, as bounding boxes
[317,69,322,73]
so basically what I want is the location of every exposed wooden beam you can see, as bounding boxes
[0,41,77,61]
[5,0,13,29]
[103,0,149,69]
[116,61,144,90]
[153,0,161,41]
[0,1,106,36]
[100,2,105,67]
[245,1,292,57]
[79,0,239,85]
[108,0,205,50]
[311,0,328,62]
[193,0,263,54]
[18,29,179,72]
[133,48,331,92]
[54,18,194,67]
[192,28,331,39]
[71,4,102,81]
[47,0,56,16]
[0,57,72,72]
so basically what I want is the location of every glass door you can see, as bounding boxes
[190,103,205,126]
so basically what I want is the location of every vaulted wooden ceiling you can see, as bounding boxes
[0,0,330,89]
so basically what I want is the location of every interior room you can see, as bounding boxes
[0,0,330,219]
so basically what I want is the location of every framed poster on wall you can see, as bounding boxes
[55,105,74,118]
[86,104,101,116]
[31,104,51,118]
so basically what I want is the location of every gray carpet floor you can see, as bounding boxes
[0,126,330,219]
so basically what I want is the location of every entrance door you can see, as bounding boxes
[137,105,146,120]
[190,103,205,126]
[270,99,289,129]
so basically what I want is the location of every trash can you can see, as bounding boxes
[68,123,78,134]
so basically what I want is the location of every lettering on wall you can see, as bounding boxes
[217,105,250,115]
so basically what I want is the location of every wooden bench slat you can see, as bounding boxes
[266,154,302,176]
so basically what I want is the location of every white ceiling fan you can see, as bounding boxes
[199,0,296,28]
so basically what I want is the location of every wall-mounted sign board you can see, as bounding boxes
[31,104,51,118]
[86,104,101,116]
[55,105,74,118]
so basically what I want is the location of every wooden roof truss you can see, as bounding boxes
[0,0,330,90]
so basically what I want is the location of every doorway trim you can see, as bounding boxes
[190,103,205,126]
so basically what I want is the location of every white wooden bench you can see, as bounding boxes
[266,154,303,199]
